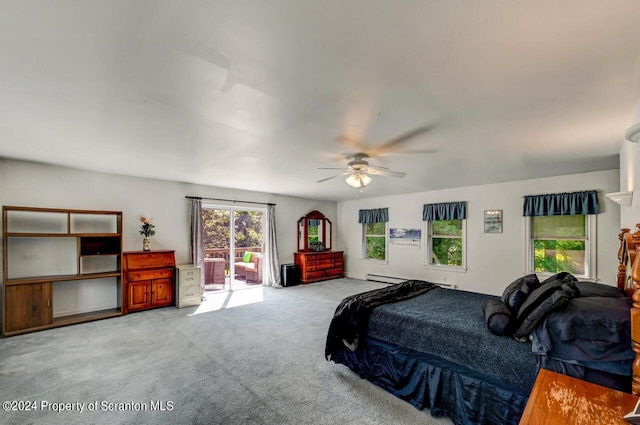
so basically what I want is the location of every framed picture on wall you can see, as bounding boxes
[484,210,502,233]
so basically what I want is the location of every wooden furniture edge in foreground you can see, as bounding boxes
[615,224,640,395]
[631,225,640,395]
[519,369,638,424]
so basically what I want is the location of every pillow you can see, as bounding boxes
[483,298,515,336]
[243,252,252,262]
[513,280,580,338]
[501,274,540,314]
[541,272,578,285]
[573,281,627,299]
[530,297,633,376]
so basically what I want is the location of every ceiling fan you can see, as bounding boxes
[317,152,406,188]
[317,124,436,188]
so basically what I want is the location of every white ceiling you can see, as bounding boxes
[1,1,639,201]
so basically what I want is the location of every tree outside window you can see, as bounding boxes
[429,219,463,266]
[532,215,586,275]
[364,222,386,261]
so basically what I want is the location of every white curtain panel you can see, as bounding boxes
[264,204,282,287]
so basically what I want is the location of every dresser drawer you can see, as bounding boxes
[128,269,174,281]
[178,269,200,285]
[125,252,175,269]
[305,270,326,279]
[325,268,343,276]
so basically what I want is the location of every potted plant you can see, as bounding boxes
[139,216,156,251]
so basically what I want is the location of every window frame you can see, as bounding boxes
[424,218,467,272]
[362,221,388,263]
[524,214,596,280]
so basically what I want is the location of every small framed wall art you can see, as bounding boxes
[484,210,502,233]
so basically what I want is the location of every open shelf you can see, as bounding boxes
[3,206,123,336]
[5,272,121,285]
[52,308,122,327]
[80,236,121,256]
[3,308,123,337]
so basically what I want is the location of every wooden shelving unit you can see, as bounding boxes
[2,206,123,336]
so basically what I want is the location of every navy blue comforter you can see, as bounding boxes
[367,286,538,393]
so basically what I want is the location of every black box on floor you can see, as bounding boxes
[280,264,300,287]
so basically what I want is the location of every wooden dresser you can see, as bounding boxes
[294,251,344,284]
[123,250,175,313]
[519,369,638,425]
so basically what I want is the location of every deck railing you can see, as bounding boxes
[204,247,262,272]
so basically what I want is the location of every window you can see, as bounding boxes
[528,214,594,277]
[523,190,599,279]
[359,207,389,262]
[363,221,387,261]
[427,219,465,268]
[422,201,467,270]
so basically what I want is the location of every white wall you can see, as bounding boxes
[619,100,640,228]
[0,159,337,314]
[337,169,621,296]
[620,141,639,227]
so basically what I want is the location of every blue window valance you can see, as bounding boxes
[523,190,599,216]
[422,202,467,221]
[358,208,389,224]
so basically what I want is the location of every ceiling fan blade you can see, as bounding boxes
[367,124,436,156]
[366,168,406,178]
[317,171,352,183]
[379,148,437,156]
[367,164,390,170]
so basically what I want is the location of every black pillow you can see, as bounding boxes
[574,281,627,298]
[483,298,514,336]
[514,280,580,338]
[541,272,578,285]
[501,274,541,314]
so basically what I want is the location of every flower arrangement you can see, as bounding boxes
[139,216,156,238]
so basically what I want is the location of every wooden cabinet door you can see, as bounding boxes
[128,281,151,311]
[5,283,52,333]
[152,278,174,307]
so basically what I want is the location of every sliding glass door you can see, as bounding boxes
[201,205,264,292]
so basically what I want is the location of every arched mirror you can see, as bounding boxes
[298,210,332,252]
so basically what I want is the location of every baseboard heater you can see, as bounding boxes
[366,273,456,289]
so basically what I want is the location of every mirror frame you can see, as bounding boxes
[297,210,332,252]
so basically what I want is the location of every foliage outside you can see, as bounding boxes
[431,220,462,266]
[432,238,462,266]
[365,222,386,260]
[532,215,586,274]
[202,209,263,250]
[533,240,585,274]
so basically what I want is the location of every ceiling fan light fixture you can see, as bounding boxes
[346,172,372,188]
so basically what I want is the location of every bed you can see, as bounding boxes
[325,228,640,425]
